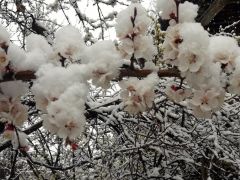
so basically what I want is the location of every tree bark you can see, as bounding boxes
[199,0,239,26]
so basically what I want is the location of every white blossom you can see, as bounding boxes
[0,81,28,99]
[43,83,87,139]
[179,1,199,23]
[189,87,225,118]
[183,62,222,89]
[53,25,86,60]
[82,40,122,88]
[165,84,191,103]
[119,35,157,61]
[133,35,157,61]
[178,23,209,54]
[118,38,134,59]
[26,34,53,55]
[156,0,176,20]
[0,96,28,126]
[174,23,210,74]
[32,63,90,109]
[7,43,26,71]
[209,36,240,72]
[120,73,158,114]
[115,3,151,39]
[162,25,181,65]
[178,51,205,73]
[9,102,28,126]
[12,34,55,71]
[44,109,85,139]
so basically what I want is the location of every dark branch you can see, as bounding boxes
[0,68,180,83]
[199,0,239,26]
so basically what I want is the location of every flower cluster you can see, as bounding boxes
[43,84,87,139]
[158,0,240,118]
[0,81,29,150]
[115,2,157,61]
[53,25,86,61]
[81,40,122,89]
[156,0,198,23]
[189,87,225,118]
[0,81,28,126]
[120,73,158,114]
[32,64,89,140]
[31,28,123,142]
[165,84,191,103]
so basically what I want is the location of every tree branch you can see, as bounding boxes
[1,70,36,83]
[199,0,239,27]
[120,67,180,79]
[0,68,180,83]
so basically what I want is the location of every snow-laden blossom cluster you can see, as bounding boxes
[0,27,30,148]
[0,24,124,147]
[81,40,122,88]
[120,73,158,114]
[158,0,240,118]
[156,0,198,23]
[165,84,191,103]
[31,27,123,142]
[6,34,53,72]
[53,25,86,60]
[156,0,177,20]
[32,63,92,140]
[115,3,150,39]
[0,81,28,126]
[178,1,199,23]
[0,81,29,150]
[189,87,225,118]
[3,26,85,73]
[43,83,87,139]
[116,3,157,61]
[209,36,240,73]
